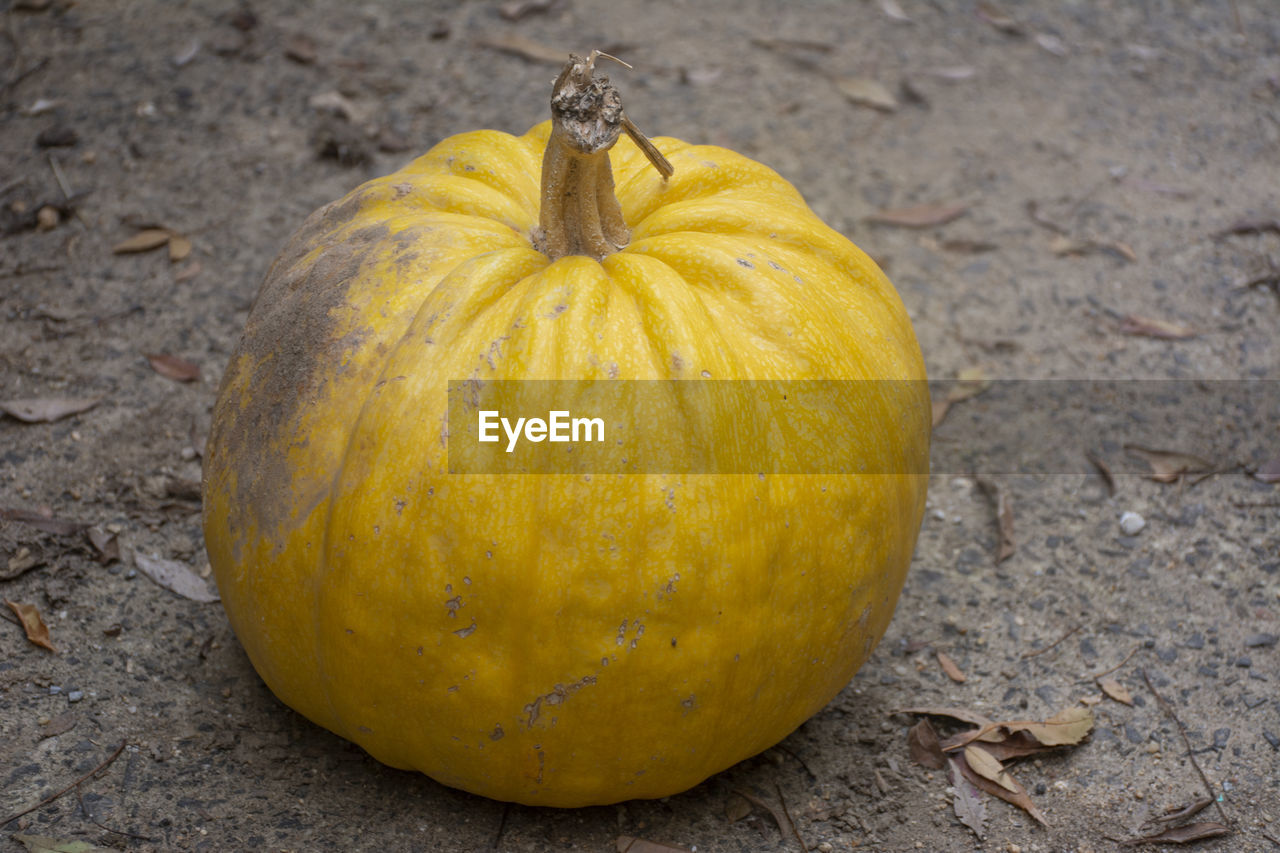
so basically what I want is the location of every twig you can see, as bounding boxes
[1090,644,1141,680]
[0,741,127,828]
[1233,501,1280,509]
[2,56,49,95]
[47,154,89,229]
[1022,624,1081,659]
[75,784,156,842]
[1140,670,1228,825]
[1261,827,1280,847]
[774,744,818,782]
[774,782,808,852]
[490,801,511,851]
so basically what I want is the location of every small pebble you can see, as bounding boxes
[49,685,62,695]
[68,690,84,703]
[1119,511,1145,535]
[1244,633,1278,648]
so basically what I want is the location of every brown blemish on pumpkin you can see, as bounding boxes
[490,724,504,741]
[523,675,597,728]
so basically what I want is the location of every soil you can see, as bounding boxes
[2,1,1279,851]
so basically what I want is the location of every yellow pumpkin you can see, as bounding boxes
[203,54,929,807]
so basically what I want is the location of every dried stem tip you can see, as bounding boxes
[534,51,672,262]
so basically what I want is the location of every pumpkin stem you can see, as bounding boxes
[534,51,672,261]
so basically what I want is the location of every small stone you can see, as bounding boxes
[49,685,62,695]
[67,690,84,703]
[1235,656,1252,668]
[1244,633,1278,648]
[36,205,59,230]
[1119,511,1145,535]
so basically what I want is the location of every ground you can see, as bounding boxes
[2,1,1279,851]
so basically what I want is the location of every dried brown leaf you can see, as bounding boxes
[725,792,753,822]
[112,228,171,254]
[39,710,78,740]
[1124,444,1213,483]
[963,745,1018,793]
[956,749,1047,825]
[731,787,805,850]
[499,0,562,21]
[0,507,89,536]
[3,545,44,581]
[1017,706,1094,746]
[835,77,897,112]
[0,397,100,423]
[1116,822,1231,846]
[937,650,967,683]
[1085,449,1116,495]
[5,599,56,651]
[1155,796,1213,824]
[1118,314,1197,340]
[870,202,968,228]
[477,34,566,65]
[174,260,202,281]
[134,552,219,602]
[283,33,318,64]
[1098,677,1133,705]
[146,353,201,382]
[976,1,1022,34]
[908,719,946,769]
[86,527,120,564]
[948,758,986,838]
[167,234,192,262]
[974,730,1059,761]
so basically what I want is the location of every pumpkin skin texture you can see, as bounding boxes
[203,118,930,807]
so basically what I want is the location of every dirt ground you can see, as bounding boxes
[2,1,1278,851]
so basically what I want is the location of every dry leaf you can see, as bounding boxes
[1124,444,1213,483]
[963,745,1018,793]
[1085,449,1116,495]
[731,787,805,850]
[937,650,967,683]
[283,33,318,64]
[0,396,100,423]
[1035,32,1068,56]
[86,527,120,564]
[0,507,89,536]
[835,77,897,112]
[1119,314,1196,340]
[5,599,56,651]
[908,718,946,769]
[956,749,1047,825]
[13,835,116,853]
[168,234,192,262]
[39,710,78,740]
[869,202,968,228]
[1155,796,1213,824]
[174,260,202,281]
[616,837,693,853]
[1251,455,1280,484]
[146,353,201,382]
[976,1,1022,34]
[1016,706,1094,746]
[932,366,991,427]
[134,552,219,602]
[3,545,44,581]
[725,792,753,822]
[877,0,911,22]
[1098,677,1133,705]
[973,730,1060,762]
[948,758,986,838]
[499,0,562,21]
[112,228,171,254]
[477,34,566,65]
[926,65,976,80]
[1117,822,1231,846]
